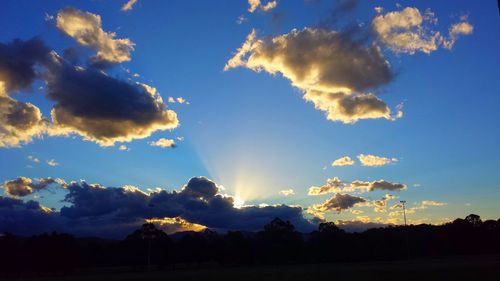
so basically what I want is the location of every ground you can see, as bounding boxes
[7,255,500,281]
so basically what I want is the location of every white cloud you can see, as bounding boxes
[248,0,277,13]
[46,159,59,167]
[56,8,135,64]
[279,189,295,196]
[119,144,129,151]
[357,154,397,167]
[121,0,139,12]
[236,15,248,25]
[27,155,40,164]
[372,7,473,54]
[149,138,176,148]
[332,156,355,166]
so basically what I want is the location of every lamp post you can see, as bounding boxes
[400,200,410,260]
[400,200,407,226]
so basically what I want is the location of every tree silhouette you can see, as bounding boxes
[465,214,482,227]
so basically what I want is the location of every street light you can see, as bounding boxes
[400,200,407,226]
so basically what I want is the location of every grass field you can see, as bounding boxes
[7,255,500,281]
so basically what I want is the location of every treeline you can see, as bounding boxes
[1,214,499,277]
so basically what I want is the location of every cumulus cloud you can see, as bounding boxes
[443,21,474,49]
[372,194,396,212]
[357,154,397,166]
[149,138,176,148]
[44,53,179,146]
[0,11,180,148]
[279,189,295,196]
[350,179,406,192]
[0,90,46,147]
[308,177,344,195]
[0,38,50,147]
[225,28,401,123]
[121,0,139,12]
[309,193,366,218]
[0,176,315,238]
[372,7,473,54]
[332,156,355,166]
[309,177,406,195]
[56,8,135,64]
[2,177,65,197]
[248,0,277,13]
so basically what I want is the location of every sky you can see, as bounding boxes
[0,0,499,238]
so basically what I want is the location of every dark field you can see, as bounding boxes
[7,255,500,281]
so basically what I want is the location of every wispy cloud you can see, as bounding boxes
[121,0,139,12]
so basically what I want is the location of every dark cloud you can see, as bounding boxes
[0,38,50,93]
[0,176,316,238]
[0,38,50,147]
[310,193,366,218]
[0,197,61,236]
[44,53,179,146]
[351,179,407,192]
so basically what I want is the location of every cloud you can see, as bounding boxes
[0,38,50,147]
[248,0,277,13]
[119,144,129,151]
[350,179,406,192]
[56,8,135,64]
[146,217,207,234]
[46,159,59,166]
[236,15,248,25]
[357,154,397,166]
[44,53,179,146]
[372,194,396,212]
[225,28,401,123]
[310,193,366,218]
[332,156,355,166]
[121,0,139,12]
[372,7,473,54]
[0,38,50,93]
[308,177,344,195]
[2,177,65,197]
[335,219,388,232]
[149,138,176,148]
[0,13,180,148]
[0,176,316,238]
[27,155,40,164]
[443,22,474,49]
[309,177,406,195]
[279,189,295,196]
[0,84,47,148]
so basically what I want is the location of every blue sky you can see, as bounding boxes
[0,0,499,234]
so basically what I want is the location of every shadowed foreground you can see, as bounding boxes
[8,255,500,281]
